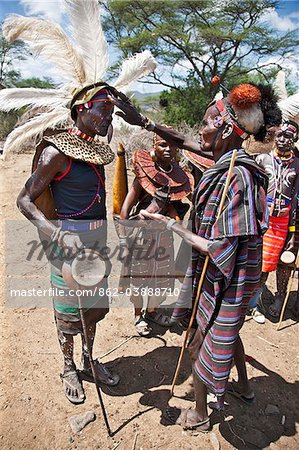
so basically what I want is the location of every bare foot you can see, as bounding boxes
[165,406,210,431]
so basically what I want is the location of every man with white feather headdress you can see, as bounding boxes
[0,0,157,404]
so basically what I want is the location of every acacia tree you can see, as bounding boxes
[102,0,298,96]
[0,25,26,87]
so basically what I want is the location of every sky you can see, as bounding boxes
[0,0,298,93]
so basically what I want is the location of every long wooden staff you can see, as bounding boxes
[78,295,112,436]
[277,250,299,331]
[170,149,238,396]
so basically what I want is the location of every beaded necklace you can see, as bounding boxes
[155,161,173,174]
[271,150,294,213]
[68,126,94,143]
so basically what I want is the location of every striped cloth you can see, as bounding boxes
[262,213,289,272]
[172,150,268,408]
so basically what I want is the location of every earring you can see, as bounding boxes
[222,123,233,139]
[264,131,271,143]
[150,149,157,162]
[175,149,181,162]
[107,124,113,144]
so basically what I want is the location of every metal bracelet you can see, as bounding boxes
[50,227,61,242]
[143,117,156,131]
[166,218,177,231]
[119,236,128,247]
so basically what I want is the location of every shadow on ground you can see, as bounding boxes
[96,344,298,449]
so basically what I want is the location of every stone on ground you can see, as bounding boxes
[68,411,96,433]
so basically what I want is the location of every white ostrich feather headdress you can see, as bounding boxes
[274,70,299,122]
[0,0,157,158]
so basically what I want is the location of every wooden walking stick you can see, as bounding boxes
[78,295,112,436]
[277,250,299,331]
[170,149,238,396]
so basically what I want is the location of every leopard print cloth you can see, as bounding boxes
[43,132,115,165]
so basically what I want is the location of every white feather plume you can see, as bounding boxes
[0,6,158,159]
[0,88,70,112]
[214,90,223,101]
[278,92,299,121]
[3,14,86,84]
[3,108,69,158]
[113,50,157,91]
[64,0,109,83]
[273,71,288,101]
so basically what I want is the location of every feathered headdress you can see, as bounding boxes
[0,0,157,158]
[211,77,282,142]
[273,71,299,121]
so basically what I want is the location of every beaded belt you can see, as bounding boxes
[57,219,104,232]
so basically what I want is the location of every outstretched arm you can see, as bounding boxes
[110,95,213,159]
[140,210,208,255]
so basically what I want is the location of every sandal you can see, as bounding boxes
[60,370,85,404]
[251,307,265,324]
[227,381,255,405]
[144,311,171,327]
[135,316,152,336]
[165,407,211,431]
[81,359,120,386]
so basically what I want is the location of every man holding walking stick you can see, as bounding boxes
[114,82,282,431]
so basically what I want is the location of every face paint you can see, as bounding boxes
[275,124,297,153]
[213,115,224,128]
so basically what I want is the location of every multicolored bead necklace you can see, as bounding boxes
[274,148,293,162]
[68,126,94,143]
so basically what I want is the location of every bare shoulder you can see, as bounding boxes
[37,144,69,167]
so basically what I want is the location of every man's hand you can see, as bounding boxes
[284,233,295,251]
[58,232,83,258]
[139,210,170,230]
[109,95,146,127]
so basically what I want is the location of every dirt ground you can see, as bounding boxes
[0,151,298,450]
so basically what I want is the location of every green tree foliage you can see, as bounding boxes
[0,24,26,87]
[103,0,298,125]
[15,77,54,89]
[0,25,56,140]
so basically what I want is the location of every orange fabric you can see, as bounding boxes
[262,214,289,272]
